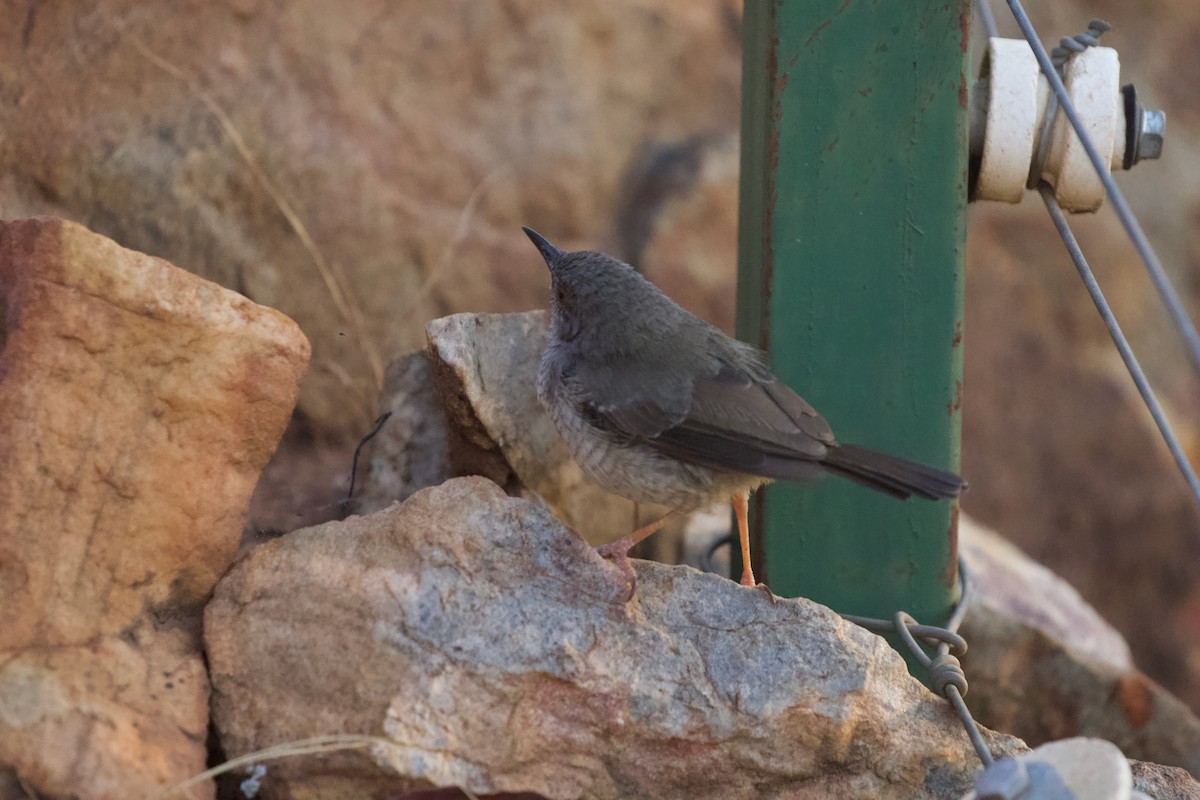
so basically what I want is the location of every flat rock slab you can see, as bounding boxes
[0,217,310,798]
[207,476,1021,800]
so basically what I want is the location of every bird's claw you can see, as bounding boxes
[756,583,779,604]
[739,575,778,605]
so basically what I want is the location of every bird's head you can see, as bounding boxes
[522,226,681,352]
[523,226,602,343]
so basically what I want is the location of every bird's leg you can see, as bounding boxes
[595,510,679,561]
[732,491,776,601]
[732,491,756,586]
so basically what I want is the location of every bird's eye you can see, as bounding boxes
[555,287,567,304]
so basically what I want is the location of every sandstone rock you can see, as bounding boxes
[0,218,309,799]
[5,0,1200,721]
[206,476,1023,800]
[960,517,1200,778]
[424,311,678,549]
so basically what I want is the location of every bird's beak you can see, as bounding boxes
[522,226,563,267]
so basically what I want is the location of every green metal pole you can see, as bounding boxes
[736,0,969,625]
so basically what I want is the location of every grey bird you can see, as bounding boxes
[523,226,964,589]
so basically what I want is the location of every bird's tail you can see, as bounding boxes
[821,444,965,501]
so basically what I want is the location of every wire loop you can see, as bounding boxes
[1050,19,1111,69]
[842,560,991,764]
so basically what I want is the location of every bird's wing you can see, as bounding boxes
[572,356,694,439]
[578,356,837,477]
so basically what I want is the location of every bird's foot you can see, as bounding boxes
[595,537,633,561]
[595,538,638,602]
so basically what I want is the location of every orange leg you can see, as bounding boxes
[732,491,756,587]
[733,492,776,601]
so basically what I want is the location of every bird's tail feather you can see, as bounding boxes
[821,444,965,501]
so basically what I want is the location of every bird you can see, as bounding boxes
[522,226,964,591]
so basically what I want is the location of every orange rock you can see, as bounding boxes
[0,218,309,799]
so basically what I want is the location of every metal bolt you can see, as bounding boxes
[975,757,1031,800]
[1137,107,1166,162]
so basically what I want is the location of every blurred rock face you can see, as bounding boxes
[0,0,743,436]
[961,210,1200,711]
[3,0,1200,710]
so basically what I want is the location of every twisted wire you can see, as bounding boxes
[843,559,995,767]
[1050,19,1111,69]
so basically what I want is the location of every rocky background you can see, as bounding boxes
[2,0,1200,794]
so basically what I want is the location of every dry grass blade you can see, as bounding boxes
[146,732,488,800]
[403,164,513,323]
[145,734,381,800]
[130,38,386,392]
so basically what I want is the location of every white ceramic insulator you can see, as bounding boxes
[973,39,1125,212]
[1039,46,1123,212]
[976,38,1040,203]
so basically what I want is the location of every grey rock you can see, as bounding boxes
[353,351,452,515]
[206,477,1023,800]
